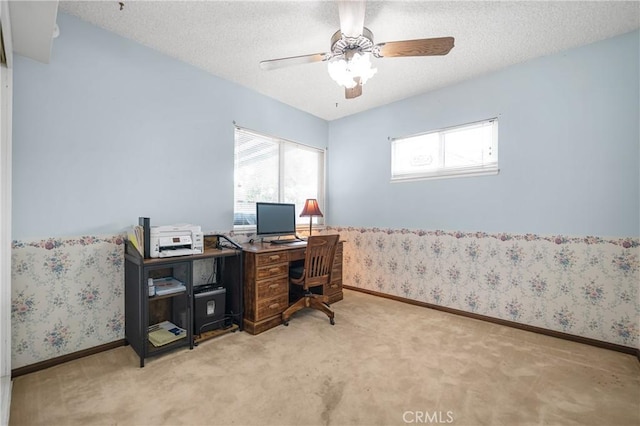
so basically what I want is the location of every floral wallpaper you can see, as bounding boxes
[9,228,640,370]
[327,227,640,349]
[11,236,125,369]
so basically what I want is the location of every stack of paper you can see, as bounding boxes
[148,321,186,347]
[153,277,186,296]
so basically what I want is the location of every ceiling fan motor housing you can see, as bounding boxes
[331,27,376,59]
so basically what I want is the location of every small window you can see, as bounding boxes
[391,118,499,182]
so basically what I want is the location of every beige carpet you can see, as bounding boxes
[9,289,640,426]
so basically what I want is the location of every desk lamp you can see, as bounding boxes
[300,199,323,236]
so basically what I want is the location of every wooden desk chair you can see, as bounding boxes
[282,234,339,326]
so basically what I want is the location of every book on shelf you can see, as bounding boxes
[148,320,186,347]
[152,277,186,296]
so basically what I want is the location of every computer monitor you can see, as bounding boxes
[256,202,296,238]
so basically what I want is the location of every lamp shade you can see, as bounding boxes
[300,199,323,217]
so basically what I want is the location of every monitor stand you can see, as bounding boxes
[268,236,303,245]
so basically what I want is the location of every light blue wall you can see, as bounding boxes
[12,13,328,239]
[327,30,640,237]
[13,14,639,239]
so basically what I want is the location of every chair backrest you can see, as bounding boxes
[300,234,339,290]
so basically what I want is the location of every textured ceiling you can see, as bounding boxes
[58,1,640,121]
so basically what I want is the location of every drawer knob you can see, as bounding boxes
[269,268,280,274]
[269,303,280,309]
[269,283,279,289]
[269,255,280,261]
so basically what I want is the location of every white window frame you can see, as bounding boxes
[391,118,499,182]
[233,126,325,231]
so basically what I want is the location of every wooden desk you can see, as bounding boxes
[242,240,343,335]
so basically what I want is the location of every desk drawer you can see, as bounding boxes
[256,294,288,321]
[288,248,306,261]
[326,280,342,296]
[256,252,288,267]
[256,263,288,280]
[257,276,288,299]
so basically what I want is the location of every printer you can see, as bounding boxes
[150,224,204,258]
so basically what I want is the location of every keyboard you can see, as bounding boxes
[270,239,302,245]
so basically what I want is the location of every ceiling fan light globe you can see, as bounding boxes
[349,52,377,85]
[327,52,376,89]
[359,68,377,85]
[328,57,356,88]
[327,56,346,79]
[345,80,358,89]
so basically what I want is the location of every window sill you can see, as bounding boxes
[391,167,499,183]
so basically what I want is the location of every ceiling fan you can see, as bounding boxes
[259,1,454,99]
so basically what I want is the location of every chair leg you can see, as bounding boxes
[282,296,308,325]
[308,296,335,325]
[281,294,335,326]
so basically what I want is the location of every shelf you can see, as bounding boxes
[148,290,186,301]
[194,324,239,345]
[125,243,244,367]
[146,337,190,355]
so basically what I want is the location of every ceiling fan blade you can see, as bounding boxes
[345,78,362,99]
[376,37,455,58]
[338,0,366,38]
[260,53,330,71]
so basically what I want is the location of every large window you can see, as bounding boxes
[234,127,325,229]
[391,118,498,182]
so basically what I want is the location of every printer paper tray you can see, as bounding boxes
[158,248,199,258]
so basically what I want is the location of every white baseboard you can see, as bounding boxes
[0,375,11,426]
